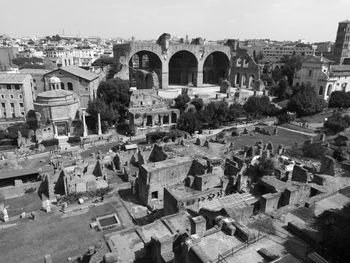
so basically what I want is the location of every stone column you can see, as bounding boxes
[151,115,155,127]
[97,113,102,135]
[143,116,147,128]
[53,123,58,138]
[82,111,88,137]
[160,115,163,125]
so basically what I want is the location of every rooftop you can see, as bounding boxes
[141,156,193,172]
[36,89,75,98]
[19,68,50,75]
[0,73,30,84]
[46,65,98,81]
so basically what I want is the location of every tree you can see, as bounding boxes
[280,55,304,85]
[271,67,283,82]
[26,110,39,139]
[274,78,292,100]
[324,112,350,134]
[203,101,229,128]
[177,110,201,134]
[190,97,204,111]
[174,94,190,113]
[97,78,130,119]
[287,85,326,117]
[86,98,119,133]
[227,103,245,121]
[251,156,276,179]
[328,91,350,108]
[243,95,274,118]
[91,57,115,67]
[277,110,295,124]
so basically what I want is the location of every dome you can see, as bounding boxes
[49,76,61,84]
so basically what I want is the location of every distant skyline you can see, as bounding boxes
[1,0,350,42]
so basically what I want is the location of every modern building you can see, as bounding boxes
[262,44,314,62]
[333,20,350,64]
[0,73,33,119]
[44,66,99,109]
[293,55,350,100]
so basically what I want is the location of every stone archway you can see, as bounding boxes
[169,50,198,86]
[203,51,230,85]
[129,51,162,88]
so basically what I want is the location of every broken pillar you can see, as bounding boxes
[260,192,282,213]
[191,215,207,237]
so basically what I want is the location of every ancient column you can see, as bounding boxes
[160,115,163,125]
[97,113,102,135]
[143,116,147,128]
[53,123,58,138]
[82,111,88,137]
[151,115,155,127]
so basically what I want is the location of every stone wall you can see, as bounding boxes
[0,181,42,199]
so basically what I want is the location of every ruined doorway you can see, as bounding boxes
[169,50,198,86]
[146,115,153,126]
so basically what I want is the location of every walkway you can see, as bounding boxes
[277,125,317,137]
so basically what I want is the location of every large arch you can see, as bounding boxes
[129,51,162,88]
[203,51,230,85]
[169,50,198,86]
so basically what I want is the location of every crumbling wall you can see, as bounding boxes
[320,155,336,176]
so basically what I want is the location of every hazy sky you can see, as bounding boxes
[1,0,350,42]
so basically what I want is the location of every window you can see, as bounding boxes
[18,94,22,99]
[319,86,324,95]
[10,95,13,99]
[0,94,4,99]
[308,70,312,77]
[21,112,24,116]
[15,84,20,90]
[151,191,158,199]
[6,84,11,90]
[61,83,65,90]
[33,79,36,83]
[20,103,23,108]
[67,82,73,90]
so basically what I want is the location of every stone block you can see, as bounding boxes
[320,155,336,176]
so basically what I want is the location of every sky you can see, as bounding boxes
[1,0,350,42]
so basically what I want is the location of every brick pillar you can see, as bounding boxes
[197,71,203,87]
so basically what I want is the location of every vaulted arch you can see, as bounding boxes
[203,51,230,85]
[168,50,198,86]
[129,51,162,88]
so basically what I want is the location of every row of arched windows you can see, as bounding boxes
[60,82,74,90]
